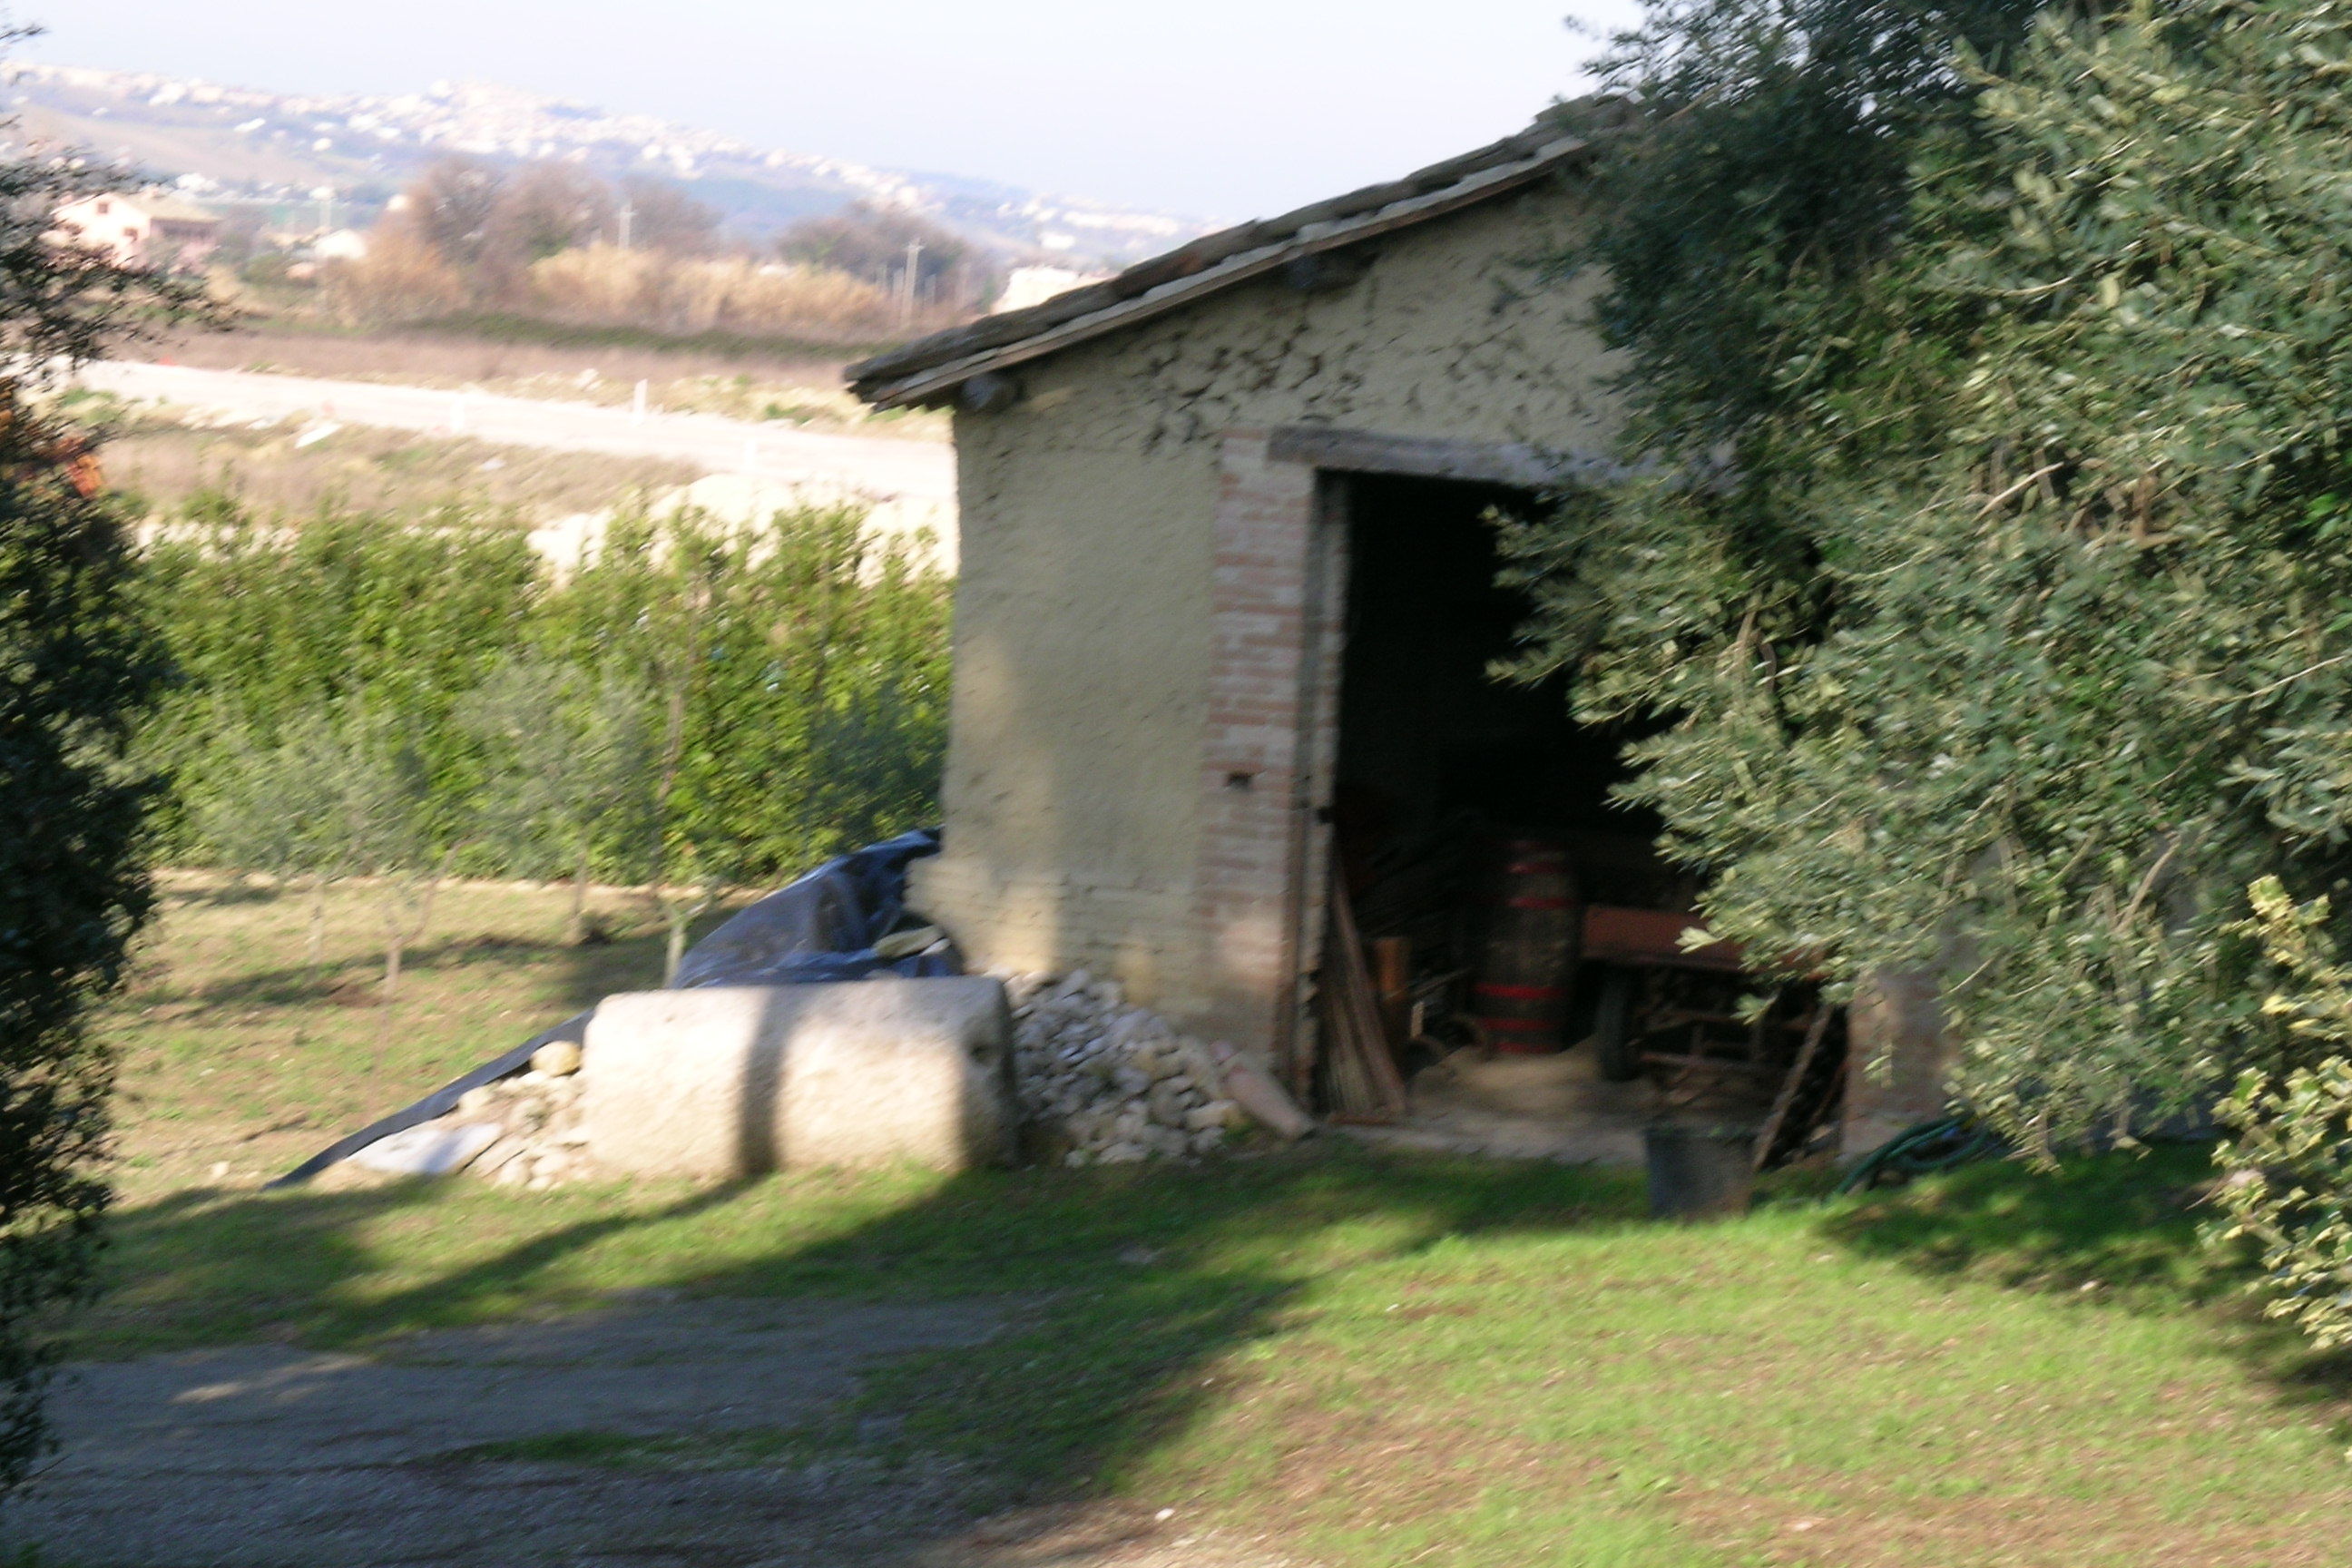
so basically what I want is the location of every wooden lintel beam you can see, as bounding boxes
[1265,425,1625,491]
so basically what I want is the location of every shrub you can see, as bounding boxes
[0,83,213,1485]
[536,502,953,877]
[138,497,951,893]
[2212,879,2352,1347]
[135,504,543,847]
[524,246,897,341]
[319,228,468,327]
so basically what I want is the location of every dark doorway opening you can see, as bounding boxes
[1315,474,1843,1163]
[1331,473,1661,887]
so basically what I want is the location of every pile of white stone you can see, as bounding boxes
[1002,970,1247,1165]
[450,1041,592,1190]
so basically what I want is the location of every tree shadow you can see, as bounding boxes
[162,878,279,909]
[101,1135,2352,1550]
[133,924,677,1016]
[1818,1141,2352,1428]
[1820,1142,2227,1299]
[132,887,744,1023]
[95,1142,1646,1513]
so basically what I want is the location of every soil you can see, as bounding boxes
[11,1296,1289,1568]
[1341,1046,1655,1164]
[142,324,848,393]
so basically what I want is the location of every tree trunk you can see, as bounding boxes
[382,931,404,1007]
[371,928,403,1077]
[373,849,455,1075]
[306,874,328,969]
[567,835,592,946]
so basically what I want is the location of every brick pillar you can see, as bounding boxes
[1196,432,1332,1067]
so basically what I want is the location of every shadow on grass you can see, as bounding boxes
[1821,1142,2227,1299]
[164,880,279,909]
[140,922,681,1015]
[95,1143,1646,1503]
[1819,1140,2352,1422]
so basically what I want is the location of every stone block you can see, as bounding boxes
[583,978,1015,1179]
[1840,967,1952,1159]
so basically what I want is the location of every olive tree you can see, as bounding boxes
[0,55,214,1484]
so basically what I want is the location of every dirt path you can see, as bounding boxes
[9,1297,1289,1568]
[77,361,956,505]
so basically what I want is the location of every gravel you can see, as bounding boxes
[1000,970,1244,1166]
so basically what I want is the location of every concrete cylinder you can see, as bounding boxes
[583,977,1015,1179]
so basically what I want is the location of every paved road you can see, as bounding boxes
[80,360,956,506]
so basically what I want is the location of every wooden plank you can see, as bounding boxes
[1319,866,1409,1122]
[1372,936,1412,1052]
[1641,1053,1773,1077]
[1581,905,1745,971]
[1751,1006,1835,1172]
[1264,426,1628,490]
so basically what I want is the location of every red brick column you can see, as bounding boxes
[1196,431,1332,1067]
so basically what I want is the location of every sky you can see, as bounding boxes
[23,1,1647,218]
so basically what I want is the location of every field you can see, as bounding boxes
[133,320,950,438]
[83,397,704,521]
[80,877,2352,1565]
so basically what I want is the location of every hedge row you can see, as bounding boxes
[133,495,952,887]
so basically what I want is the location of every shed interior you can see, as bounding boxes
[1317,474,1844,1164]
[1331,474,1672,906]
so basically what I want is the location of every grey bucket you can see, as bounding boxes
[1644,1122,1757,1220]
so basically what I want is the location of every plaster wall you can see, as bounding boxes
[916,176,1624,1044]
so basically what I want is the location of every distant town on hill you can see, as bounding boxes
[7,62,1211,269]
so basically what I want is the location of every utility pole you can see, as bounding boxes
[900,240,923,324]
[617,199,634,250]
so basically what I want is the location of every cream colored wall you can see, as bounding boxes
[915,178,1624,1029]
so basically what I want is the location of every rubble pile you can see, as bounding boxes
[452,1042,591,1190]
[1003,971,1246,1164]
[345,975,1282,1189]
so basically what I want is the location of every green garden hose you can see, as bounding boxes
[1835,1116,2005,1196]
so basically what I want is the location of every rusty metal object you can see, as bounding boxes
[1580,905,1743,972]
[1472,840,1583,1054]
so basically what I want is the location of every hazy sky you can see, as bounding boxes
[24,1,1646,218]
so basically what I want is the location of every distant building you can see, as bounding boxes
[992,265,1109,315]
[311,228,370,262]
[52,191,220,272]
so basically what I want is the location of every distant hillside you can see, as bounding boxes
[5,63,1209,268]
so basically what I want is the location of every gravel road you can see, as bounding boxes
[78,360,956,505]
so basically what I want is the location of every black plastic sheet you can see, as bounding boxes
[669,828,956,987]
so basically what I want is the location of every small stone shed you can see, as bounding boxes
[849,115,1938,1146]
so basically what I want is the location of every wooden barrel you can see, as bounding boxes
[1472,839,1583,1054]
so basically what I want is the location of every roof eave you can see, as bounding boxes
[853,135,1593,410]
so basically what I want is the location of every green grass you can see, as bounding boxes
[102,875,741,1198]
[85,882,2352,1565]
